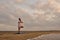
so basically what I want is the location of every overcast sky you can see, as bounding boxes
[0,0,60,31]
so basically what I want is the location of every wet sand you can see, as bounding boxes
[0,31,60,40]
[27,33,60,40]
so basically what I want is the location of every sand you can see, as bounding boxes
[27,33,60,40]
[0,31,60,40]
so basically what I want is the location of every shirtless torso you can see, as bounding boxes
[18,21,23,28]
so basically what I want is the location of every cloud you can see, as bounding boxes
[0,0,60,31]
[0,24,17,31]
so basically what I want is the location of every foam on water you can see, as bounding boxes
[27,33,60,40]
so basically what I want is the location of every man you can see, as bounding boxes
[17,18,24,34]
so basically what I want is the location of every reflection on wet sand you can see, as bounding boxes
[27,33,60,40]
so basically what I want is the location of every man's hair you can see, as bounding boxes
[19,18,21,22]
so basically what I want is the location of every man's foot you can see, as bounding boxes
[16,32,20,34]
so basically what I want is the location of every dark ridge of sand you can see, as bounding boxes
[0,31,60,40]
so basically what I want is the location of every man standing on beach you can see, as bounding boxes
[17,18,24,34]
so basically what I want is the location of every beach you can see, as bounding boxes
[0,31,60,40]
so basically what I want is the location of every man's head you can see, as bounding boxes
[19,18,21,21]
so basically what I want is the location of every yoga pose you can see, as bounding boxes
[18,18,23,34]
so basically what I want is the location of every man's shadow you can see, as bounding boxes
[16,31,26,34]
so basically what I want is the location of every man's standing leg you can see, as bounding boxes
[18,27,20,34]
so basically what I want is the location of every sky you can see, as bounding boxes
[0,0,60,31]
